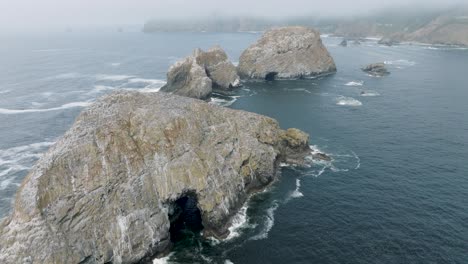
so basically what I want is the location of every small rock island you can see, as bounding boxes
[238,26,337,80]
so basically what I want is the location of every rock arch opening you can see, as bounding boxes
[265,72,278,81]
[168,192,204,243]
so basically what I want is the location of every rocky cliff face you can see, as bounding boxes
[160,46,240,99]
[0,91,311,264]
[237,26,336,80]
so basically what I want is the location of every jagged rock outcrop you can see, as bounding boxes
[160,46,240,99]
[238,26,337,80]
[194,46,241,90]
[0,91,311,264]
[362,63,390,76]
[160,55,212,99]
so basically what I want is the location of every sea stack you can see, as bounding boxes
[160,46,240,99]
[237,26,336,80]
[0,91,312,264]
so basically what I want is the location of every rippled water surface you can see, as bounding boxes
[0,32,467,263]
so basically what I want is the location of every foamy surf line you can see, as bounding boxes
[0,102,91,115]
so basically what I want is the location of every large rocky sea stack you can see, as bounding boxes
[0,91,311,263]
[160,46,240,99]
[238,26,337,80]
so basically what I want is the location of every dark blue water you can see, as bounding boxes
[0,32,467,264]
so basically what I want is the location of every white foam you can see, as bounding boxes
[0,142,54,167]
[360,91,380,97]
[290,179,304,198]
[87,85,116,95]
[127,78,166,85]
[351,151,361,169]
[224,260,234,264]
[344,81,364,86]
[336,96,362,106]
[225,204,248,240]
[209,96,238,107]
[95,74,134,81]
[110,62,121,67]
[0,101,91,115]
[0,141,53,190]
[120,87,162,93]
[287,88,312,94]
[0,90,11,94]
[384,59,416,67]
[153,253,173,264]
[232,61,239,67]
[250,201,278,240]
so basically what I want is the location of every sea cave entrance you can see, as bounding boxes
[265,72,278,81]
[168,192,204,243]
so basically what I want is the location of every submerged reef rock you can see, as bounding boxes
[161,46,240,99]
[238,26,336,80]
[339,39,348,47]
[0,91,311,264]
[362,63,390,76]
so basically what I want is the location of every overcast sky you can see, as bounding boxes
[0,0,465,31]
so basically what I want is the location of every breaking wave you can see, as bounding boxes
[336,96,362,106]
[290,179,304,198]
[225,204,249,240]
[153,253,174,264]
[345,81,364,86]
[250,201,279,240]
[360,91,380,97]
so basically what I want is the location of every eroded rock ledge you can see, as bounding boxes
[0,91,311,264]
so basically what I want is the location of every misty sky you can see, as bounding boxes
[0,0,465,31]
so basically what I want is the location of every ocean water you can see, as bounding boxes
[0,32,467,264]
